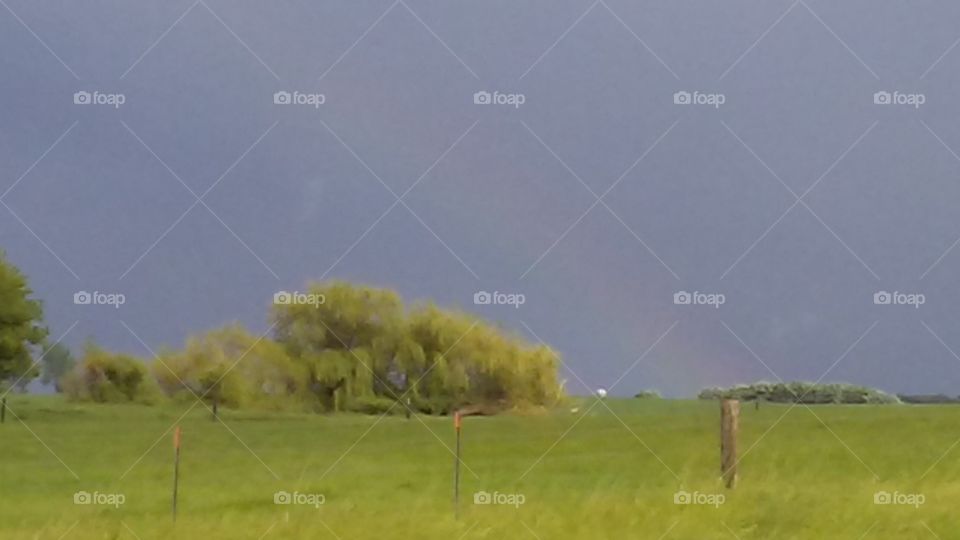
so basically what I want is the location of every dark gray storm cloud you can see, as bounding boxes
[3,0,960,396]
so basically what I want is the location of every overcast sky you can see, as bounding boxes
[4,0,960,397]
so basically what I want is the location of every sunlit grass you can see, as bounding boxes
[1,395,959,538]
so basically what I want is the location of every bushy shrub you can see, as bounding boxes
[634,390,661,399]
[61,344,160,404]
[697,387,724,400]
[344,395,402,415]
[409,394,456,415]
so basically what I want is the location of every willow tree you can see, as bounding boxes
[405,304,562,411]
[272,281,564,413]
[271,281,404,410]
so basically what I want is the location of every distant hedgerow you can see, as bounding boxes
[698,381,899,405]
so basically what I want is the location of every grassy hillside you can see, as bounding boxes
[1,396,959,538]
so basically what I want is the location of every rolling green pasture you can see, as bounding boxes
[2,396,959,539]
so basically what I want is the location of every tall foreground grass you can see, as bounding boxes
[1,396,959,538]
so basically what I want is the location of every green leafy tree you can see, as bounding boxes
[41,342,74,392]
[0,252,47,389]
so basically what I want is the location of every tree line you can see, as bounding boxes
[0,253,563,414]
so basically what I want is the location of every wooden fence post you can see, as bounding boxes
[720,399,739,489]
[172,426,182,521]
[453,411,462,518]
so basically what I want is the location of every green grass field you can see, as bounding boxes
[2,395,959,539]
